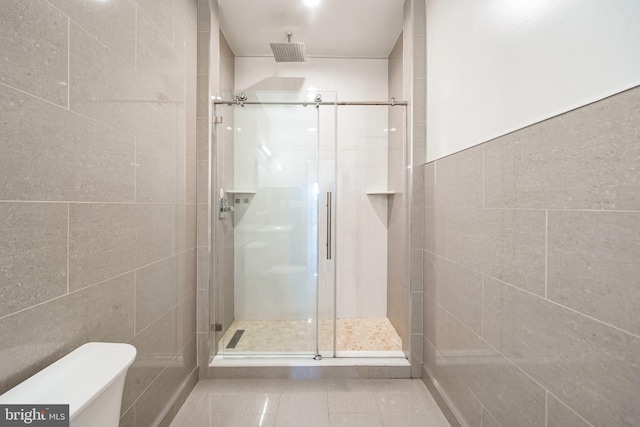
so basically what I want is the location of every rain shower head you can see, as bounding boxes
[270,32,307,62]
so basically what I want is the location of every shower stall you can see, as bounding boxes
[208,90,409,361]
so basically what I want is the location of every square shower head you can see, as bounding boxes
[270,32,307,62]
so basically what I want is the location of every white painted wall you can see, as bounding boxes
[426,0,640,161]
[235,58,390,319]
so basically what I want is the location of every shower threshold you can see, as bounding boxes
[210,353,409,367]
[207,353,411,379]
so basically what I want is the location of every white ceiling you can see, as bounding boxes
[217,0,405,59]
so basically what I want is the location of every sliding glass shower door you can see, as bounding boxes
[213,91,336,357]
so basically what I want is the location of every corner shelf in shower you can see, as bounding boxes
[366,191,396,195]
[226,190,256,194]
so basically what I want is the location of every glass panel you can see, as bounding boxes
[215,91,336,357]
[210,95,235,361]
[331,104,406,356]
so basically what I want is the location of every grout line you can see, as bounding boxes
[0,82,67,112]
[67,203,70,294]
[0,250,183,322]
[134,5,138,70]
[486,271,640,340]
[0,81,137,139]
[172,204,176,255]
[545,391,548,427]
[443,308,595,427]
[134,136,138,201]
[67,15,135,69]
[136,2,175,50]
[480,276,484,338]
[0,269,131,322]
[544,209,548,299]
[482,145,485,208]
[133,270,137,334]
[410,204,640,213]
[123,335,197,416]
[67,17,70,110]
[550,393,596,427]
[425,249,640,340]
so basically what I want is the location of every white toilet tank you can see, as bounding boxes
[0,342,136,427]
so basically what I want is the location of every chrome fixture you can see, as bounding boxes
[219,197,234,219]
[270,32,307,62]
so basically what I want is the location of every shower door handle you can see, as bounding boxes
[326,192,332,260]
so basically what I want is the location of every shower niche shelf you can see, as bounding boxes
[366,191,396,195]
[226,190,256,194]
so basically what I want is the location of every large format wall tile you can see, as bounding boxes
[0,203,68,318]
[481,408,501,427]
[69,203,173,290]
[447,208,546,296]
[0,273,134,393]
[439,315,545,427]
[178,154,197,204]
[1,1,198,425]
[547,394,591,427]
[548,210,640,336]
[424,162,435,208]
[136,141,178,203]
[483,276,640,427]
[134,352,190,427]
[424,82,639,427]
[424,207,446,256]
[434,145,483,208]
[123,310,174,414]
[484,86,640,210]
[136,7,183,102]
[0,84,135,202]
[69,23,174,149]
[177,249,198,301]
[0,0,68,106]
[136,0,174,43]
[438,378,481,427]
[422,295,446,352]
[423,255,482,335]
[177,293,197,351]
[48,0,136,65]
[135,257,177,333]
[197,0,210,32]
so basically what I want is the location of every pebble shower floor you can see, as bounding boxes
[218,317,402,354]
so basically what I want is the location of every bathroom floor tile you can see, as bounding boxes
[330,412,384,427]
[170,379,450,427]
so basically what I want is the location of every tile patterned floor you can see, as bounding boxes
[218,317,403,355]
[170,379,451,427]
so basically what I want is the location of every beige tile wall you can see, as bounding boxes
[194,0,235,373]
[195,0,213,375]
[408,0,427,378]
[0,0,199,426]
[422,85,640,427]
[387,34,409,347]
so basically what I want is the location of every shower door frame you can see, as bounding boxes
[208,92,410,362]
[209,91,338,359]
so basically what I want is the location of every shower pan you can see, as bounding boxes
[208,91,409,362]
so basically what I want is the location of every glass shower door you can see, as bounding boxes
[218,91,330,357]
